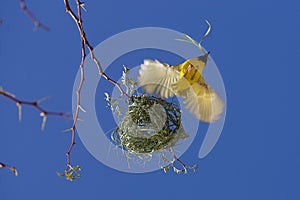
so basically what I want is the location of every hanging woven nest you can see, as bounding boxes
[111,94,188,155]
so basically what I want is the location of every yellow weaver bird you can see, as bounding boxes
[138,53,224,122]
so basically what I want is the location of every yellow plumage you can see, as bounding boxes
[138,53,224,122]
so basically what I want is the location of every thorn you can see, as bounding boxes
[37,96,51,104]
[77,118,84,122]
[80,4,87,12]
[16,102,22,122]
[78,105,86,112]
[62,128,73,133]
[40,112,47,130]
[80,3,87,12]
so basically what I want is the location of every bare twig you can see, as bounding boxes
[0,162,18,176]
[169,147,198,174]
[0,88,69,130]
[64,0,128,97]
[63,0,129,175]
[0,87,68,175]
[20,0,50,31]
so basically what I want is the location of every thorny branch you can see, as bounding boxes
[64,0,129,97]
[0,88,69,130]
[20,0,49,31]
[62,0,129,178]
[0,88,69,177]
[165,147,198,174]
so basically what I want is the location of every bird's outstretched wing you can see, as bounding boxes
[183,82,224,122]
[138,60,180,98]
[138,57,224,122]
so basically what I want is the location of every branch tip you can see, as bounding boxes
[20,0,50,31]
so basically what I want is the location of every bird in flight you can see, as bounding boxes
[138,53,224,123]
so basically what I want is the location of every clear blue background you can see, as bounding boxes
[1,0,300,199]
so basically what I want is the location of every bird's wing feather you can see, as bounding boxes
[171,77,191,97]
[138,60,180,98]
[183,82,224,122]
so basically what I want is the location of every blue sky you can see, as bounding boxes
[1,0,300,199]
